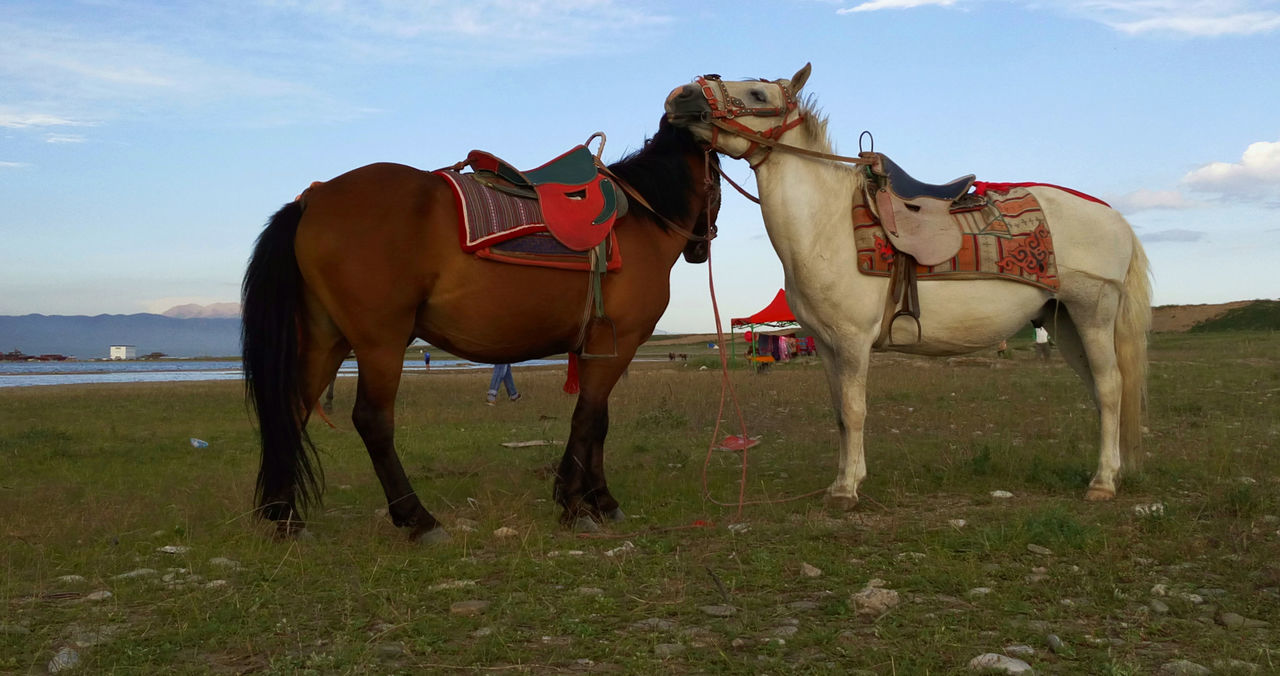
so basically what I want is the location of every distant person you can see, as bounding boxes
[423,351,431,370]
[486,363,520,405]
[323,375,336,414]
[1033,321,1051,361]
[997,339,1010,359]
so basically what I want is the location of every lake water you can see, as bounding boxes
[0,358,567,388]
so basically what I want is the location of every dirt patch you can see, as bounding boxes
[1151,301,1254,333]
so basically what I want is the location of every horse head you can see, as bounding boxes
[665,63,812,165]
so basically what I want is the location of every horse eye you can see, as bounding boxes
[750,90,769,103]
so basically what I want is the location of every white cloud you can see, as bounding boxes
[1183,139,1280,199]
[1108,189,1206,213]
[0,161,31,169]
[0,109,85,129]
[44,134,85,144]
[838,0,956,12]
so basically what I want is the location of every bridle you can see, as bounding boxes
[687,74,875,170]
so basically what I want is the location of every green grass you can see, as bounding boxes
[2,332,1279,673]
[1189,300,1280,332]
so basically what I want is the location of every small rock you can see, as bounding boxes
[727,523,751,534]
[990,490,1014,499]
[205,580,229,589]
[113,568,157,580]
[1149,599,1170,614]
[1133,503,1166,517]
[1178,592,1205,605]
[1151,583,1168,596]
[48,647,81,673]
[629,618,677,632]
[653,643,684,658]
[449,600,489,616]
[699,604,737,617]
[968,652,1032,673]
[84,590,113,602]
[949,519,967,528]
[156,545,189,555]
[1159,660,1211,676]
[1046,634,1066,653]
[730,637,747,648]
[799,563,822,578]
[771,625,799,637]
[1218,612,1246,629]
[208,557,241,569]
[1026,544,1052,556]
[968,587,994,598]
[492,526,518,538]
[1004,644,1035,657]
[850,585,900,618]
[471,627,492,638]
[604,541,635,557]
[57,575,87,585]
[428,579,477,591]
[547,550,585,557]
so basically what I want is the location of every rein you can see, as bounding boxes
[594,160,717,244]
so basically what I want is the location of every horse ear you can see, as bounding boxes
[787,63,812,93]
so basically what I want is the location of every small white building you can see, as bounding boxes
[109,345,136,360]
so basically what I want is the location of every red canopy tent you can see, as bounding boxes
[729,289,813,365]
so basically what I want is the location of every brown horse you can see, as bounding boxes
[242,118,720,541]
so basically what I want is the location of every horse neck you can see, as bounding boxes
[752,137,865,268]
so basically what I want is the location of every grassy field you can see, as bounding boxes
[2,331,1278,674]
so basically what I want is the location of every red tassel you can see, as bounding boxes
[563,353,580,394]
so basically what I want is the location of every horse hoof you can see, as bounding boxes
[1084,487,1115,501]
[573,516,601,533]
[411,525,451,544]
[825,494,859,512]
[603,508,626,522]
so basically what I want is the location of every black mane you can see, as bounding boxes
[608,116,719,227]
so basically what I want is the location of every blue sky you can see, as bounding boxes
[2,0,1278,333]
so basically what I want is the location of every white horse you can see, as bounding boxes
[665,64,1151,506]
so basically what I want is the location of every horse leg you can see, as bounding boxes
[350,345,447,542]
[815,335,874,510]
[1060,294,1125,501]
[1042,307,1099,409]
[554,356,629,530]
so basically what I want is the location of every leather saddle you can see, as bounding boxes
[465,145,628,251]
[865,153,976,266]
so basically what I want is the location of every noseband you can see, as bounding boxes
[693,75,805,166]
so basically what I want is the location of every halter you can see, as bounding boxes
[694,75,805,167]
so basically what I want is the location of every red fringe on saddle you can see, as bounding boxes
[973,181,1110,208]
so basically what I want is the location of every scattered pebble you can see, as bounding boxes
[1178,592,1205,605]
[771,625,799,637]
[208,557,241,569]
[629,618,677,632]
[57,575,87,585]
[699,604,737,617]
[1004,644,1035,657]
[1149,599,1170,614]
[1046,634,1066,654]
[968,653,1032,674]
[990,490,1014,499]
[948,519,967,528]
[1159,660,1211,676]
[205,580,229,589]
[968,587,993,598]
[547,550,585,558]
[604,541,635,557]
[1133,503,1166,517]
[428,580,477,591]
[471,627,493,638]
[850,582,900,618]
[1151,583,1168,596]
[156,545,189,555]
[112,568,156,580]
[799,563,822,578]
[727,523,751,534]
[48,647,80,673]
[449,600,490,616]
[84,590,113,602]
[492,526,518,538]
[1026,544,1053,556]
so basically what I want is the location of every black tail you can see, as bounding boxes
[242,201,322,521]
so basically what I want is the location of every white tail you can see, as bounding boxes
[1115,229,1152,472]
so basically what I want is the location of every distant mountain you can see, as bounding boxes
[0,314,241,359]
[162,302,240,319]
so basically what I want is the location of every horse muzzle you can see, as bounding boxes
[665,83,711,125]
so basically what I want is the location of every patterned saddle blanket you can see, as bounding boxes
[854,184,1063,291]
[436,168,621,272]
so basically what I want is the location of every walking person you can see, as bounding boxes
[423,350,431,371]
[486,363,520,405]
